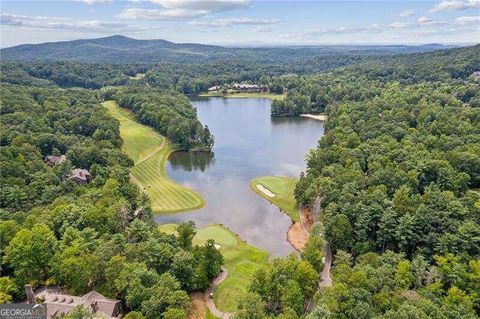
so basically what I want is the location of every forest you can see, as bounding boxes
[0,39,479,319]
[0,85,222,317]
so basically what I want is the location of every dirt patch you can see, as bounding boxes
[287,222,308,251]
[300,207,314,231]
[189,292,206,319]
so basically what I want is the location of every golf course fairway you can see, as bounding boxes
[103,101,205,213]
[159,223,269,313]
[251,176,299,222]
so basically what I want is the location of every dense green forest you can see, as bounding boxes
[283,45,480,318]
[0,85,222,317]
[271,44,480,116]
[1,38,480,319]
[0,35,451,64]
[102,87,214,150]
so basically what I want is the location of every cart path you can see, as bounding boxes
[206,267,232,319]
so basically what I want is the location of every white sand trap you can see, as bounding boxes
[214,244,221,249]
[256,184,276,197]
[300,114,327,121]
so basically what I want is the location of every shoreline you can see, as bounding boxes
[250,177,309,252]
[197,92,285,101]
[103,101,206,214]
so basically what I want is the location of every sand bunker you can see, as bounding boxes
[256,184,275,197]
[300,114,327,121]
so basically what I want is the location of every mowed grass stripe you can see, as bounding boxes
[135,159,188,206]
[132,152,202,211]
[103,101,205,214]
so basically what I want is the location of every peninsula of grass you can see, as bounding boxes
[199,91,285,100]
[103,101,205,214]
[158,223,269,313]
[250,176,299,222]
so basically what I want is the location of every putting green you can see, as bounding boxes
[158,224,268,313]
[103,101,205,213]
[251,176,299,222]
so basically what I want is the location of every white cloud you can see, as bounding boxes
[78,0,113,4]
[308,25,382,35]
[390,17,446,29]
[253,26,273,33]
[0,13,146,33]
[189,17,279,27]
[119,0,250,20]
[118,8,205,20]
[417,16,434,25]
[430,0,480,13]
[390,22,410,29]
[455,15,480,24]
[391,10,415,17]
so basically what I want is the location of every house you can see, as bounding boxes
[232,83,265,92]
[208,85,221,91]
[27,285,122,319]
[45,155,67,166]
[67,168,91,184]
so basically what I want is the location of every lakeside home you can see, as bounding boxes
[27,285,121,319]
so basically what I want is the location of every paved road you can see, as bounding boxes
[206,267,232,319]
[319,242,332,287]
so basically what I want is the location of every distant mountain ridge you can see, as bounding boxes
[0,35,461,64]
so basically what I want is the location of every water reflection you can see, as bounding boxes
[169,151,215,172]
[155,97,324,256]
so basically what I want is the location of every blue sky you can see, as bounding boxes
[1,0,479,47]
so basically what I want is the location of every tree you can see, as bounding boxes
[395,260,414,289]
[124,311,145,319]
[141,273,190,319]
[0,277,17,303]
[169,250,196,292]
[281,280,304,316]
[50,245,99,295]
[325,214,353,252]
[64,306,94,319]
[233,292,267,319]
[177,221,196,250]
[307,305,332,319]
[4,224,57,283]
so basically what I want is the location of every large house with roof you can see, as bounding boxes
[27,286,121,319]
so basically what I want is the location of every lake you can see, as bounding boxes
[155,97,324,256]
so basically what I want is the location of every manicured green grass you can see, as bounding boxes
[205,310,218,319]
[199,91,285,100]
[158,223,269,313]
[103,101,163,163]
[103,101,205,214]
[250,176,299,222]
[196,225,269,313]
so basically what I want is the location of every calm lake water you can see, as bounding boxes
[155,97,324,256]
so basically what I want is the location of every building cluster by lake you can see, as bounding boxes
[208,83,267,93]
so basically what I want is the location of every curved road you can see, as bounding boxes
[206,267,232,319]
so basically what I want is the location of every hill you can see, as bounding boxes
[0,35,458,64]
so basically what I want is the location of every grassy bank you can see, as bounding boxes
[103,101,205,213]
[159,223,268,313]
[250,176,299,222]
[199,91,285,100]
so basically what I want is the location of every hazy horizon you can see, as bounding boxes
[1,0,479,48]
